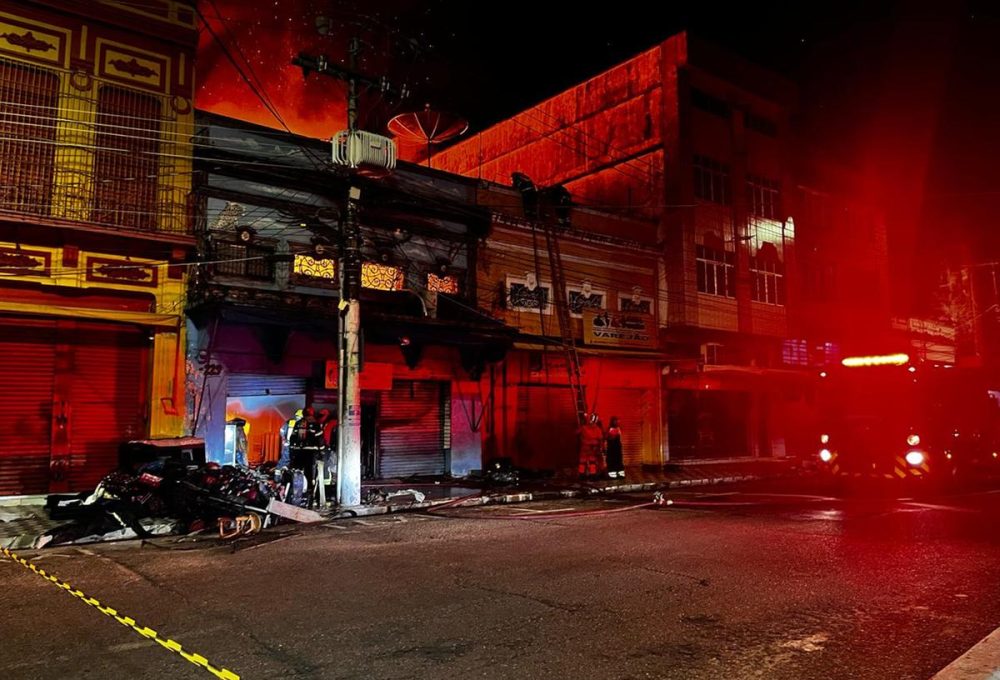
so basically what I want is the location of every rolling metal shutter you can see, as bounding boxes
[0,321,57,495]
[594,388,654,467]
[227,374,308,397]
[0,320,149,495]
[519,386,578,472]
[378,381,447,478]
[66,325,149,491]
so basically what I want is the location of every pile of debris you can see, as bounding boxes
[41,443,322,547]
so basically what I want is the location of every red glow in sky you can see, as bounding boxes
[196,0,347,139]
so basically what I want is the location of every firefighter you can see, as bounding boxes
[605,416,625,479]
[578,413,605,479]
[278,409,303,468]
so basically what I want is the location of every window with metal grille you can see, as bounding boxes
[747,174,780,219]
[0,58,58,216]
[291,253,337,287]
[696,244,735,298]
[693,155,731,205]
[361,262,404,290]
[92,86,160,230]
[427,273,459,294]
[214,241,274,280]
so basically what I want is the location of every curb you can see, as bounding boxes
[932,627,1000,680]
[328,473,762,518]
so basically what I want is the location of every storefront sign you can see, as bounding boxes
[324,360,395,390]
[583,309,657,349]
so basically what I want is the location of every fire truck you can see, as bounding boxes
[813,353,1000,484]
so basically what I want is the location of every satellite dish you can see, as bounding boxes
[387,104,469,167]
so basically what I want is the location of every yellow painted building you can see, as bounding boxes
[0,1,196,495]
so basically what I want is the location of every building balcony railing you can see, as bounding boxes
[0,57,193,236]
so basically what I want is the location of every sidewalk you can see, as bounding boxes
[0,457,795,549]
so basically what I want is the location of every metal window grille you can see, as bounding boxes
[91,86,160,230]
[214,241,274,281]
[0,59,58,216]
[0,57,190,234]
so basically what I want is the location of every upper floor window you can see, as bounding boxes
[745,111,778,137]
[696,243,735,298]
[691,88,730,118]
[92,86,161,230]
[750,243,785,306]
[782,339,808,366]
[567,284,605,317]
[427,273,459,294]
[693,155,731,205]
[507,274,550,313]
[214,240,275,281]
[747,174,780,219]
[292,253,337,287]
[0,58,59,216]
[361,262,404,291]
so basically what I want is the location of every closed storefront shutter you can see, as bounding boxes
[378,381,447,478]
[0,319,149,495]
[0,321,57,495]
[66,325,149,491]
[518,386,577,473]
[595,388,655,467]
[227,374,308,397]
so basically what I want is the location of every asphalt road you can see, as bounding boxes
[3,478,1000,680]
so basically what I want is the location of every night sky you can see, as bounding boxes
[197,0,1000,311]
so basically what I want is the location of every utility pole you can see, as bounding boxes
[294,38,399,508]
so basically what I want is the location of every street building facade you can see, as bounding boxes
[474,182,664,475]
[0,0,196,496]
[435,32,804,461]
[189,113,513,478]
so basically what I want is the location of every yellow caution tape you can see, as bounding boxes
[1,546,240,680]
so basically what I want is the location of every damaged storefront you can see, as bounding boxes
[188,113,512,480]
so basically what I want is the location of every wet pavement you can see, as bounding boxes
[3,476,1000,679]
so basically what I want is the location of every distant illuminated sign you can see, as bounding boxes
[840,353,910,367]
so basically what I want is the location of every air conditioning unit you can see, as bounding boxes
[331,130,397,170]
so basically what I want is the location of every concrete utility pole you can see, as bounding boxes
[338,37,364,509]
[294,38,400,508]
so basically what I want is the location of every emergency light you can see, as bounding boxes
[840,353,910,367]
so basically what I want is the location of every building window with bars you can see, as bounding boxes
[361,262,404,291]
[696,244,735,298]
[214,241,275,280]
[427,272,459,294]
[747,174,781,219]
[0,58,59,217]
[291,253,337,287]
[92,86,161,231]
[507,274,550,313]
[693,155,731,205]
[750,251,785,306]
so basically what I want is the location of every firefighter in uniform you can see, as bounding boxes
[578,413,605,479]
